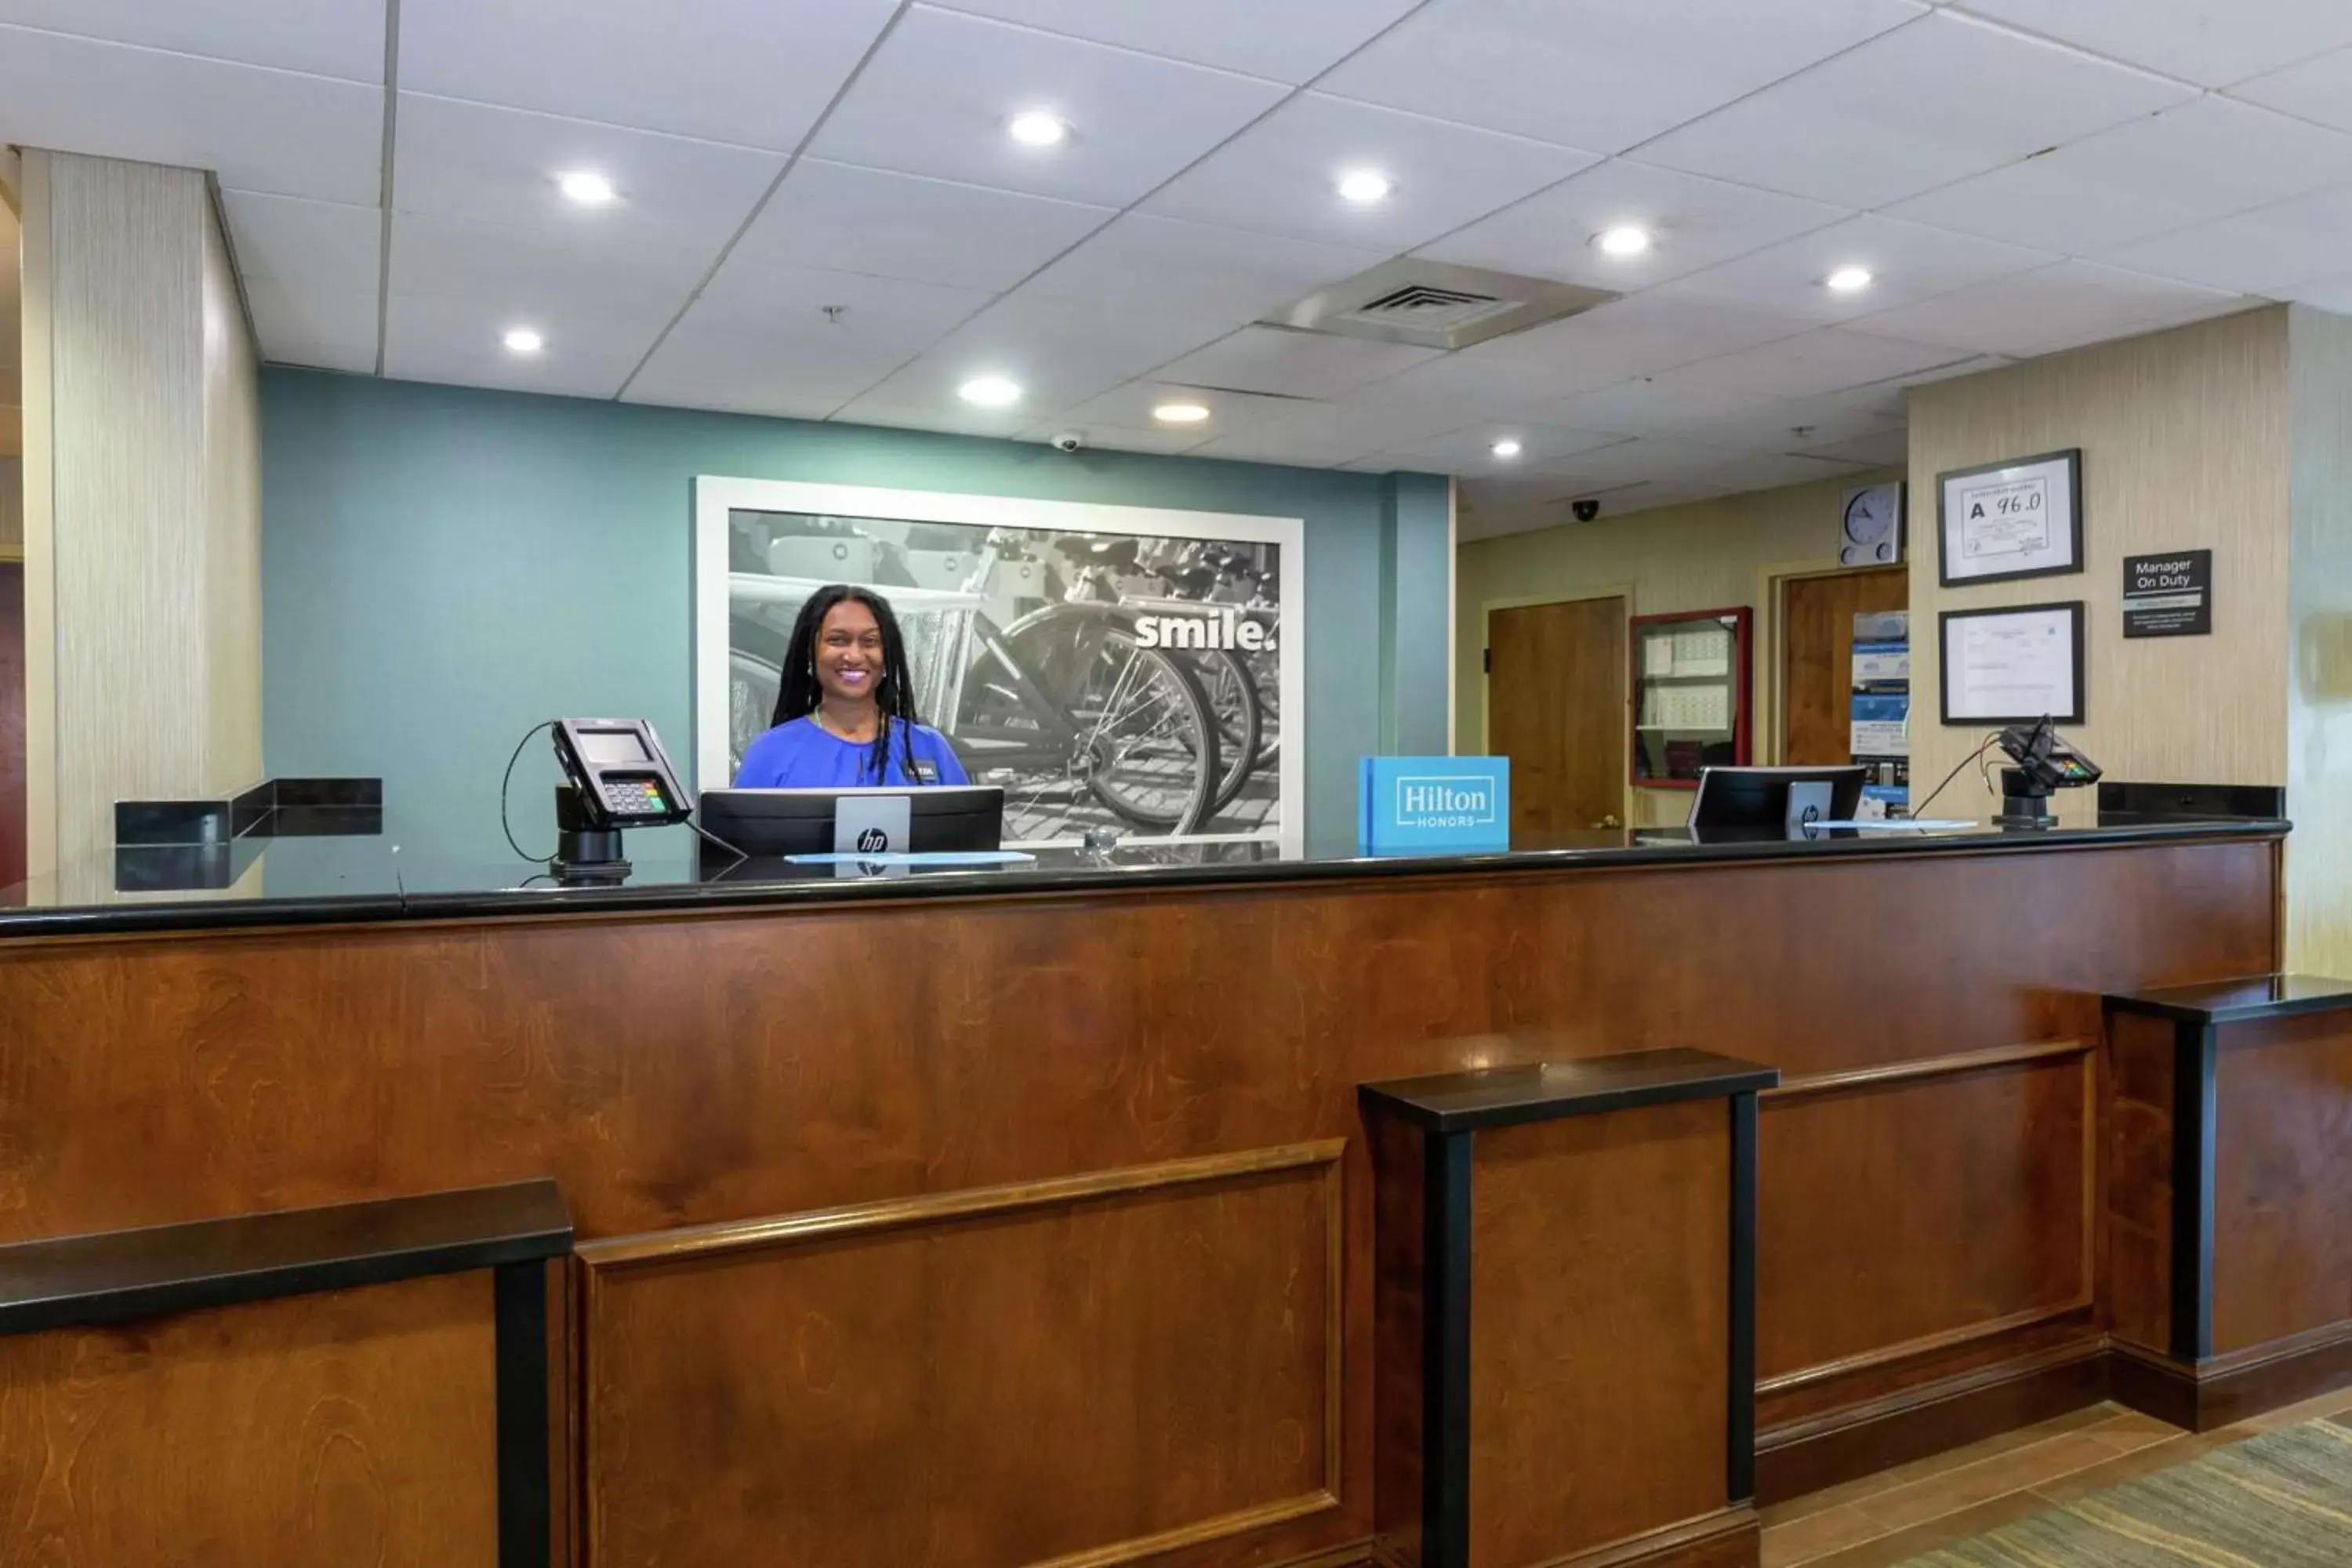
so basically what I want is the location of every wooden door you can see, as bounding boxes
[1488,596,1627,834]
[0,564,24,887]
[1780,568,1906,765]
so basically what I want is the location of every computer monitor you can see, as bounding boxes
[1687,766,1868,833]
[697,786,1004,860]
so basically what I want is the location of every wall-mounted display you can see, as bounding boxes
[1630,607,1751,788]
[1939,601,2085,726]
[2122,549,2212,638]
[1839,481,1905,566]
[694,477,1304,854]
[1936,448,2082,587]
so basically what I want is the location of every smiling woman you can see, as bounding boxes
[733,583,971,789]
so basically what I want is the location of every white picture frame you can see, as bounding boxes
[693,476,1306,856]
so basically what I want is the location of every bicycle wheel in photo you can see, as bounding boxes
[993,608,1222,835]
[1196,648,1263,815]
[728,647,782,779]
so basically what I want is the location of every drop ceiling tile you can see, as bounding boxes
[1013,419,1215,456]
[827,399,1037,441]
[394,93,783,252]
[383,289,669,398]
[398,0,896,151]
[1320,0,1924,154]
[1845,261,2248,356]
[2230,46,2352,135]
[837,290,1232,429]
[1254,394,1491,451]
[1657,328,1976,398]
[1653,215,2053,324]
[1378,422,1628,477]
[734,160,1112,292]
[0,25,382,203]
[1152,325,1443,400]
[1690,449,1873,492]
[1544,378,1813,438]
[1058,381,1313,434]
[1417,159,1849,289]
[1023,213,1387,321]
[389,209,713,318]
[621,321,897,420]
[2099,187,2352,294]
[1955,0,2352,89]
[1886,97,2352,256]
[222,190,382,372]
[1542,436,1755,488]
[1358,294,1815,413]
[686,253,995,353]
[1637,11,2195,209]
[809,7,1287,207]
[1674,394,1903,453]
[924,0,1423,83]
[0,0,387,80]
[1798,426,1913,466]
[1141,93,1599,253]
[1184,430,1382,468]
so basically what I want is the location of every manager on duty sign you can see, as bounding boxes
[2122,549,2212,638]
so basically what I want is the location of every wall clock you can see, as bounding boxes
[1840,481,1905,566]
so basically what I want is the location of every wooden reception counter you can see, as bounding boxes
[0,819,2319,1567]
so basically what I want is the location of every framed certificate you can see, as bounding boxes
[1940,601,2085,725]
[1936,449,2082,586]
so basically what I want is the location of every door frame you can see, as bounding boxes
[1479,584,1635,826]
[1754,557,1908,766]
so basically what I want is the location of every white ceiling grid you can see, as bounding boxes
[3,2,2350,537]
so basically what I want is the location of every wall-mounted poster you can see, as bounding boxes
[1936,449,2082,587]
[694,477,1304,854]
[1939,601,2085,726]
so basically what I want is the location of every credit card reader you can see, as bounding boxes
[550,718,692,829]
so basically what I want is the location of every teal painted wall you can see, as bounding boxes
[261,370,1452,858]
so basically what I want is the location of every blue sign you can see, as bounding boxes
[1358,757,1511,855]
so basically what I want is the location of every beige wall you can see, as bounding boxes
[17,150,262,877]
[0,458,20,558]
[1907,307,2292,827]
[1455,470,1896,826]
[2286,305,2352,974]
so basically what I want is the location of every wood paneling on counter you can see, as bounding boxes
[1469,1103,1730,1568]
[0,840,2281,1560]
[2210,1013,2352,1355]
[1907,309,2291,829]
[579,1145,1341,1568]
[0,1272,497,1566]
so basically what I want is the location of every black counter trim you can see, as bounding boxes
[1359,1047,1778,1133]
[2106,972,2352,1025]
[0,820,2289,943]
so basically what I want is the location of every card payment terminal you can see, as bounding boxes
[551,718,693,829]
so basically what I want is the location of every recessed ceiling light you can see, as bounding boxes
[957,374,1023,408]
[1152,401,1210,424]
[1594,224,1653,257]
[503,327,543,355]
[1336,169,1393,205]
[1007,111,1070,148]
[556,169,617,205]
[1825,265,1875,293]
[1490,438,1523,459]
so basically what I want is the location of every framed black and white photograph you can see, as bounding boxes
[695,477,1304,855]
[1936,449,2082,587]
[1939,601,2085,726]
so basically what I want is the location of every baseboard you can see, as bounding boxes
[1538,1507,1759,1568]
[1755,1338,2109,1503]
[2111,1320,2352,1432]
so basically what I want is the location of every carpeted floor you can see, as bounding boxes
[1897,1415,2352,1566]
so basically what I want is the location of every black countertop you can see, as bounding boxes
[0,817,2288,942]
[2106,972,2352,1025]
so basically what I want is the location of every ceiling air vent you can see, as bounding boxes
[1264,259,1618,351]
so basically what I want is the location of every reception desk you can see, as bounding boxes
[0,819,2318,1567]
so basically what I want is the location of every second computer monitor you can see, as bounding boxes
[1687,766,1868,833]
[699,786,1005,858]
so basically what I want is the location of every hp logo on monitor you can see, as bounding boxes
[856,826,891,853]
